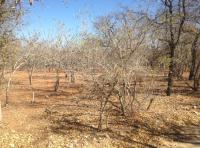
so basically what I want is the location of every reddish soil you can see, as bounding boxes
[0,71,200,147]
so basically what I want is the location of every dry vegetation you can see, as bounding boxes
[0,0,200,147]
[0,70,199,147]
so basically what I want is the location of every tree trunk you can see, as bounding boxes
[3,59,25,106]
[193,62,200,91]
[166,45,175,96]
[1,65,5,79]
[5,73,12,106]
[28,66,34,86]
[65,72,68,81]
[98,100,104,130]
[189,32,200,80]
[189,53,196,80]
[70,71,75,83]
[54,69,60,92]
[118,94,125,116]
[130,81,136,113]
[98,97,108,130]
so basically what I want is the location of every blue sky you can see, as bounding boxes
[20,0,155,40]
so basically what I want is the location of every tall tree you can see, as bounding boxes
[151,0,187,96]
[187,1,200,80]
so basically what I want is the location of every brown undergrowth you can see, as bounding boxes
[0,71,199,147]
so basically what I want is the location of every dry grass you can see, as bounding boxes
[0,71,199,147]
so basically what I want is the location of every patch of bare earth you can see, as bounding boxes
[0,71,200,147]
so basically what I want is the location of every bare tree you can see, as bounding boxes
[150,0,188,96]
[188,2,200,81]
[189,30,200,80]
[86,10,152,130]
[4,42,28,106]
